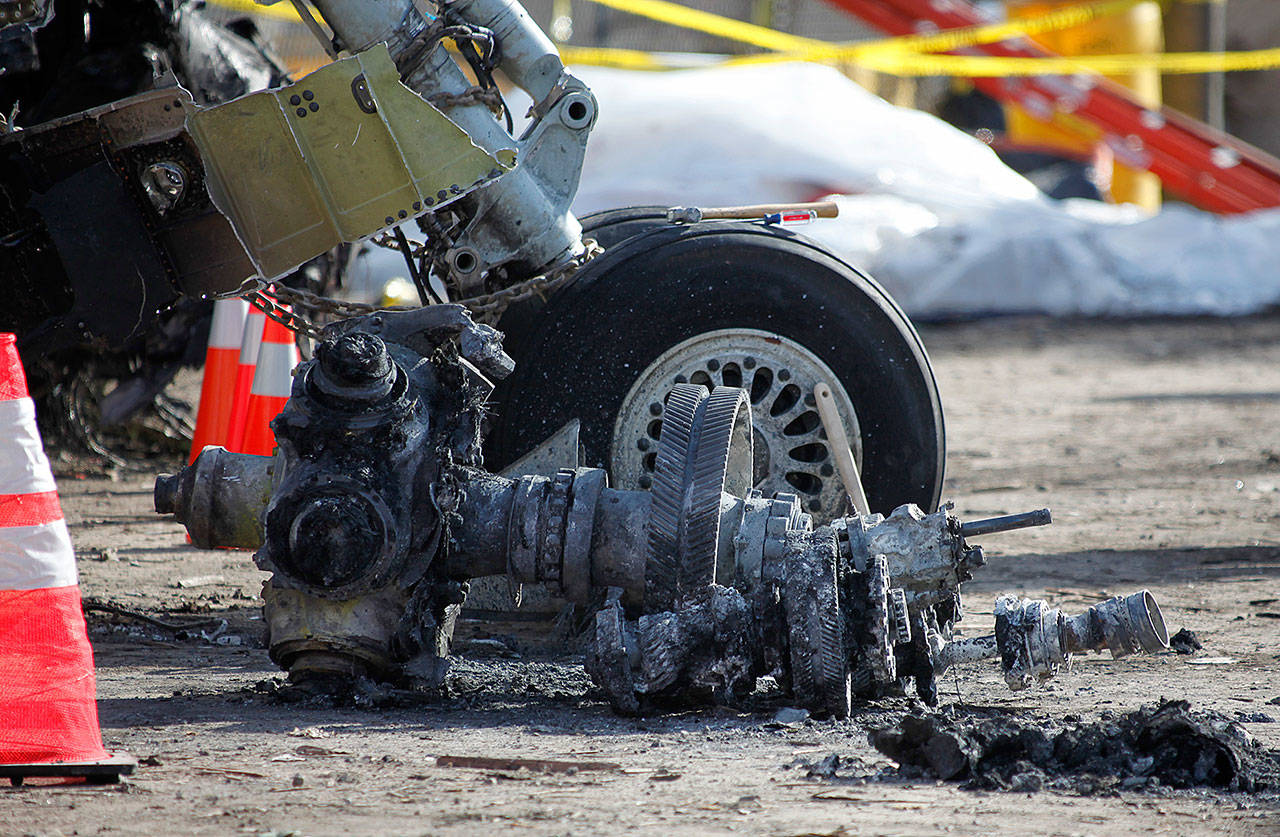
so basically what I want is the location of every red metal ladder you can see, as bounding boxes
[825,0,1280,213]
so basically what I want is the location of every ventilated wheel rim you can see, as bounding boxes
[611,329,862,520]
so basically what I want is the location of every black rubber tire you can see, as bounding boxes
[579,205,669,248]
[489,220,945,514]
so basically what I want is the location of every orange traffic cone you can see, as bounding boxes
[0,334,134,786]
[235,312,298,456]
[188,298,249,463]
[224,304,266,455]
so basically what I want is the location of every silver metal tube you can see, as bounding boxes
[446,471,519,578]
[447,0,565,103]
[310,0,587,279]
[308,0,417,54]
[936,634,999,672]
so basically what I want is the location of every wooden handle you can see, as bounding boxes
[698,201,840,221]
[813,382,869,516]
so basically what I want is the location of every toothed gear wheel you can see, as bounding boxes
[644,384,752,611]
[888,588,912,646]
[542,468,574,584]
[866,555,896,684]
[783,529,851,717]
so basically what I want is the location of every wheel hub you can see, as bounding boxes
[611,329,862,520]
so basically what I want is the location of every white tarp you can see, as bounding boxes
[571,62,1280,318]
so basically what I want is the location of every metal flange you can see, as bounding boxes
[562,467,608,604]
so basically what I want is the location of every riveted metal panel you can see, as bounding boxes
[188,44,512,280]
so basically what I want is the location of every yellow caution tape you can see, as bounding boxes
[852,0,1148,57]
[567,0,1280,77]
[565,44,1280,77]
[582,0,820,52]
[559,46,678,71]
[576,0,1150,63]
[845,47,1280,77]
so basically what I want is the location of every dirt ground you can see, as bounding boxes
[6,313,1280,836]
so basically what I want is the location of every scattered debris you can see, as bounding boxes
[869,701,1280,793]
[175,575,225,589]
[1169,627,1203,654]
[288,727,332,740]
[774,708,812,726]
[294,745,345,757]
[435,755,621,774]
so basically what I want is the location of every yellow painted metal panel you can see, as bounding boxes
[188,44,512,279]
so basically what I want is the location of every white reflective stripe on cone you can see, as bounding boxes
[209,299,250,350]
[0,519,77,590]
[238,312,266,364]
[0,398,58,496]
[249,342,297,397]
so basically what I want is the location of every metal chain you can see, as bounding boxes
[428,86,504,111]
[226,239,603,338]
[461,239,603,322]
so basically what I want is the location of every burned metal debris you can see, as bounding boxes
[156,306,1170,717]
[869,701,1280,794]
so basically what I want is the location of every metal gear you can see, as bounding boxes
[866,555,897,685]
[888,587,912,646]
[541,468,574,585]
[644,384,752,611]
[644,384,700,611]
[784,528,851,717]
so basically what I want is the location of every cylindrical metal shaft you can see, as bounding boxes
[959,508,1052,538]
[445,470,520,578]
[154,446,273,549]
[936,634,1000,672]
[1061,590,1169,658]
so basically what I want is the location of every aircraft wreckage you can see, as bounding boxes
[155,306,1169,717]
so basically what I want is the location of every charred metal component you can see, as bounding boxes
[155,308,1168,714]
[154,446,273,550]
[586,586,759,716]
[1,0,292,368]
[0,0,52,75]
[930,591,1170,690]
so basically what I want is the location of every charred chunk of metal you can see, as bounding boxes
[155,316,1170,714]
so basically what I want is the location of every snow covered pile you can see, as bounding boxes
[571,62,1280,318]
